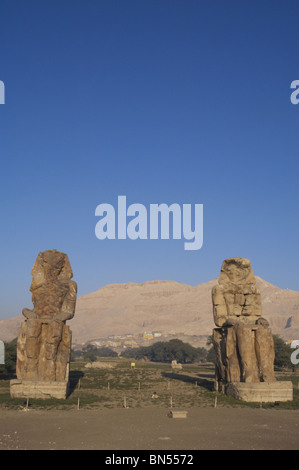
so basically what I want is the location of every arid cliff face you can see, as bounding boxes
[1,277,299,346]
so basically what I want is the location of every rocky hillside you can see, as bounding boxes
[0,277,298,347]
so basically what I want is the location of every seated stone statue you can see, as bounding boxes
[212,258,275,390]
[16,250,77,383]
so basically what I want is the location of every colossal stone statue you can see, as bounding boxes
[10,250,77,399]
[212,257,292,402]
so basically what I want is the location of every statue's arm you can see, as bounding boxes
[212,285,228,327]
[22,307,37,319]
[55,281,77,322]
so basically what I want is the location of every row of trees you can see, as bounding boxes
[72,344,118,362]
[121,339,208,363]
[0,335,297,373]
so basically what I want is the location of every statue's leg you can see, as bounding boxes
[255,323,276,382]
[56,325,72,381]
[40,321,64,381]
[16,322,28,379]
[24,319,42,380]
[236,323,259,382]
[226,326,241,382]
[213,328,226,392]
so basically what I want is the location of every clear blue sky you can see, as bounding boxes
[0,0,299,319]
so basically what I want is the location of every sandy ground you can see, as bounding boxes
[0,407,299,450]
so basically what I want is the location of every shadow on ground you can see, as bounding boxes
[68,370,84,395]
[0,373,16,381]
[162,371,215,391]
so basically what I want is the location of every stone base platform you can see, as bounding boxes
[226,381,293,402]
[10,379,69,399]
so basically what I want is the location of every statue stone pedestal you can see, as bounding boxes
[10,379,69,399]
[226,382,293,403]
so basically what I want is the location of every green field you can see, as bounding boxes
[1,359,299,410]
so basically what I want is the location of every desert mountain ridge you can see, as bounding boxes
[0,277,299,348]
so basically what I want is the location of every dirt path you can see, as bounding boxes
[0,407,299,450]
